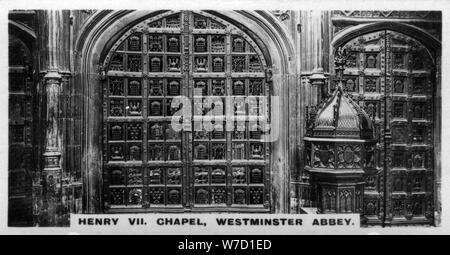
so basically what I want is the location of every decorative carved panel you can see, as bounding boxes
[232,56,245,72]
[313,143,335,168]
[128,34,142,51]
[211,36,225,52]
[344,76,358,93]
[337,145,361,169]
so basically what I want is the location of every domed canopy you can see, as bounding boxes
[311,84,374,139]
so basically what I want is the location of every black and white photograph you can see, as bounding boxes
[1,0,449,235]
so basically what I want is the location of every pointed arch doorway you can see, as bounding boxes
[335,29,439,225]
[100,11,273,213]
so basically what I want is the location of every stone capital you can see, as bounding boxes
[43,70,62,84]
[309,68,326,83]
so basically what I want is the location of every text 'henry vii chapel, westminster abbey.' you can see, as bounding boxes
[8,10,441,227]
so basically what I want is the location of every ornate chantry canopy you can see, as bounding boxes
[304,47,377,214]
[312,82,374,140]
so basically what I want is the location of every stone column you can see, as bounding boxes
[42,70,63,226]
[300,10,324,73]
[309,68,326,106]
[297,11,331,213]
[36,10,71,226]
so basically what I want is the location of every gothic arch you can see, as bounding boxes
[328,21,441,225]
[75,10,295,213]
[331,21,441,56]
[9,20,37,49]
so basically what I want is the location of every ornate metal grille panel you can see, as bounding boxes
[341,30,435,224]
[103,11,270,212]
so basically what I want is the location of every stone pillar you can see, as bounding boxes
[300,10,324,73]
[36,10,71,226]
[42,70,63,226]
[309,68,326,106]
[297,11,331,213]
